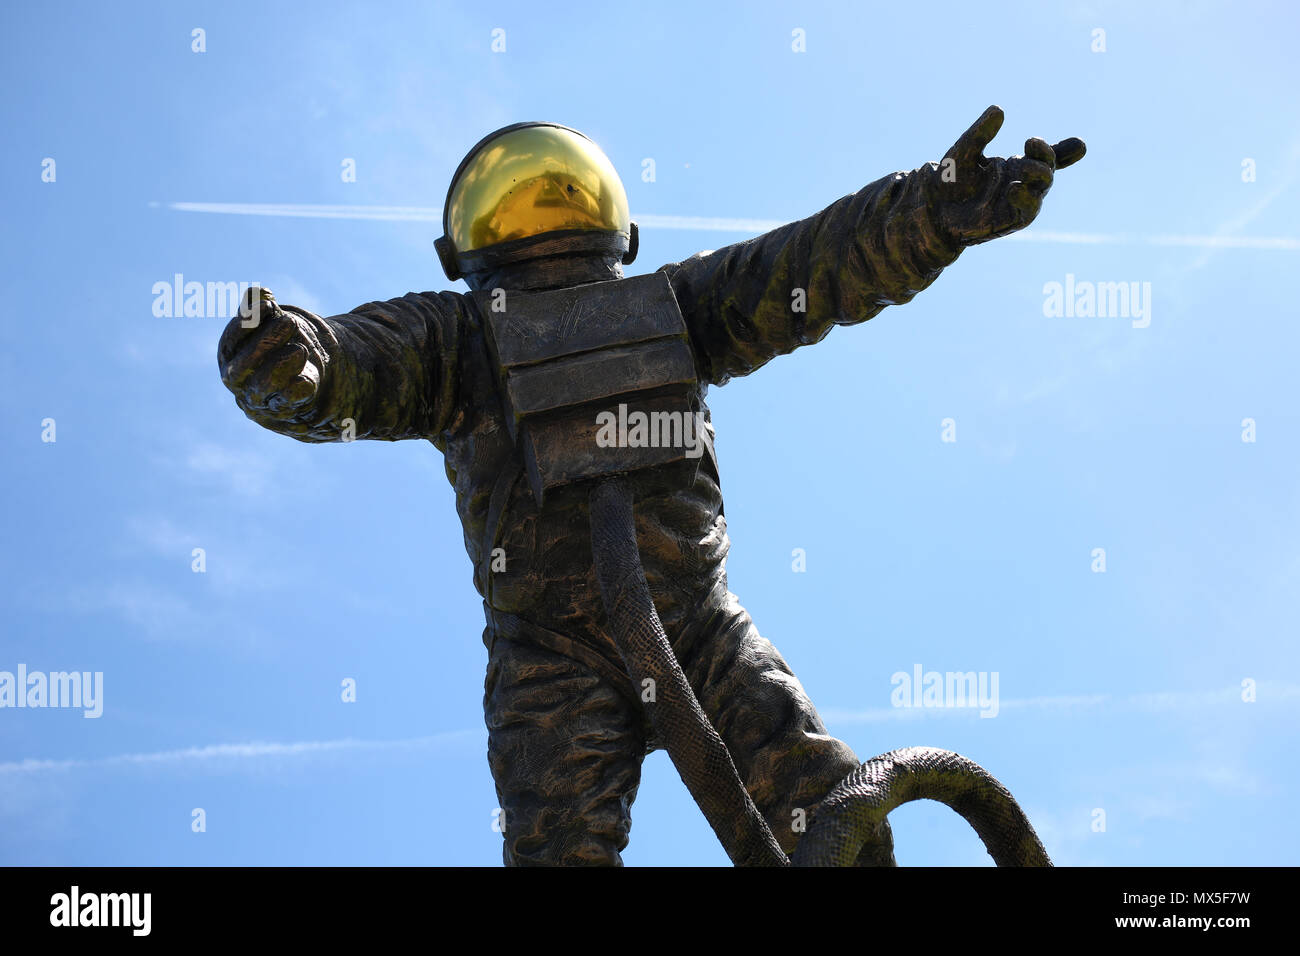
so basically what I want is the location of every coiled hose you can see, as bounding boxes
[588,477,1050,867]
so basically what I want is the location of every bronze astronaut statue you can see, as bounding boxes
[218,107,1085,866]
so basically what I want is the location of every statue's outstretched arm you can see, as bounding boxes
[661,105,1084,387]
[217,287,463,443]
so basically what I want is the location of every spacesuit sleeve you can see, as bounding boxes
[659,164,963,386]
[262,291,463,444]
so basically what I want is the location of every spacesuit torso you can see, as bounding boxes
[441,280,728,696]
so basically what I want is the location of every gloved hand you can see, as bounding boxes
[931,105,1086,246]
[218,287,332,422]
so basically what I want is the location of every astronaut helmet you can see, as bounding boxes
[435,122,638,282]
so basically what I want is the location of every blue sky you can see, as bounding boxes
[2,0,1297,866]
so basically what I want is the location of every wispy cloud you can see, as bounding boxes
[121,512,292,600]
[0,730,483,776]
[182,440,274,498]
[160,203,1300,249]
[52,581,199,641]
[126,514,196,555]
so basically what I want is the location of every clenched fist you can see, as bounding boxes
[218,287,332,421]
[932,105,1086,246]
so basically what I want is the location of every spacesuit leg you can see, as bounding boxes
[484,635,647,866]
[674,593,862,856]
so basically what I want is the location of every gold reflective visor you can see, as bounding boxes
[445,125,631,254]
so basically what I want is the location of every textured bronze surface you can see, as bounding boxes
[475,271,684,368]
[473,272,701,503]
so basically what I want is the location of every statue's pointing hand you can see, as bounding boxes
[218,286,329,420]
[933,105,1086,246]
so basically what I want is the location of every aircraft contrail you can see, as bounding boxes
[8,681,1293,774]
[159,202,1300,250]
[0,729,483,775]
